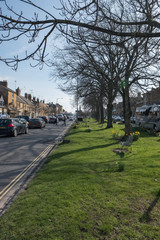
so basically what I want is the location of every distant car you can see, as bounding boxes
[0,114,7,119]
[57,114,64,121]
[77,116,83,121]
[49,116,58,124]
[0,118,29,137]
[130,116,136,124]
[37,116,49,123]
[28,118,46,129]
[112,116,122,123]
[69,116,74,121]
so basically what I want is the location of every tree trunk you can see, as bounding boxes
[95,103,100,121]
[107,103,113,128]
[99,99,104,124]
[123,85,132,135]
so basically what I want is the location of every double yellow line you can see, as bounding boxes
[0,144,54,200]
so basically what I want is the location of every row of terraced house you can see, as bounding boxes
[0,81,64,118]
[113,84,160,117]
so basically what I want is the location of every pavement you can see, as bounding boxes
[0,121,73,217]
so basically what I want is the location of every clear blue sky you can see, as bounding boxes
[0,0,75,113]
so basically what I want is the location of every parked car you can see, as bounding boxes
[0,118,29,137]
[28,118,46,129]
[136,105,160,130]
[37,116,49,123]
[49,116,58,124]
[130,116,136,124]
[19,118,29,126]
[112,116,122,123]
[69,116,74,121]
[0,114,7,119]
[57,114,64,121]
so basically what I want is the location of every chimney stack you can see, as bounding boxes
[0,80,8,88]
[16,87,21,96]
[25,93,28,99]
[28,94,32,101]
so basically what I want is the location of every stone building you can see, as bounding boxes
[0,80,64,117]
[16,87,35,117]
[143,86,160,105]
[113,92,143,117]
[0,80,18,117]
[0,94,7,117]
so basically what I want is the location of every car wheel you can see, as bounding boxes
[25,128,29,134]
[13,129,18,137]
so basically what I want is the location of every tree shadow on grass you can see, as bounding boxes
[44,152,124,185]
[91,125,114,132]
[139,190,160,223]
[67,130,87,136]
[48,142,118,161]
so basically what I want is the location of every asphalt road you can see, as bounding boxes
[0,120,73,214]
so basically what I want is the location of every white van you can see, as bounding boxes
[136,105,160,130]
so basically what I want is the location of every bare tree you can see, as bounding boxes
[50,33,122,126]
[1,0,160,69]
[115,35,160,134]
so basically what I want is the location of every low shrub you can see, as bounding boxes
[130,131,140,141]
[112,130,140,141]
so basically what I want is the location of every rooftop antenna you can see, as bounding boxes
[15,80,17,91]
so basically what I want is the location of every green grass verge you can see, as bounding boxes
[0,119,160,240]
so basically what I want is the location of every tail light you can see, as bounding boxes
[8,124,14,127]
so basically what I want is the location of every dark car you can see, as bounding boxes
[49,116,58,124]
[0,118,29,137]
[57,114,64,121]
[37,116,49,123]
[19,118,29,125]
[28,118,46,129]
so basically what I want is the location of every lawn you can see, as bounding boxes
[0,119,160,240]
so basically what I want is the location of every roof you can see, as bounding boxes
[17,95,27,104]
[19,96,34,106]
[0,84,16,94]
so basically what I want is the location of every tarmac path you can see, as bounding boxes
[0,121,73,216]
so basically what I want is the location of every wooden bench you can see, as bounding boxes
[120,135,133,151]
